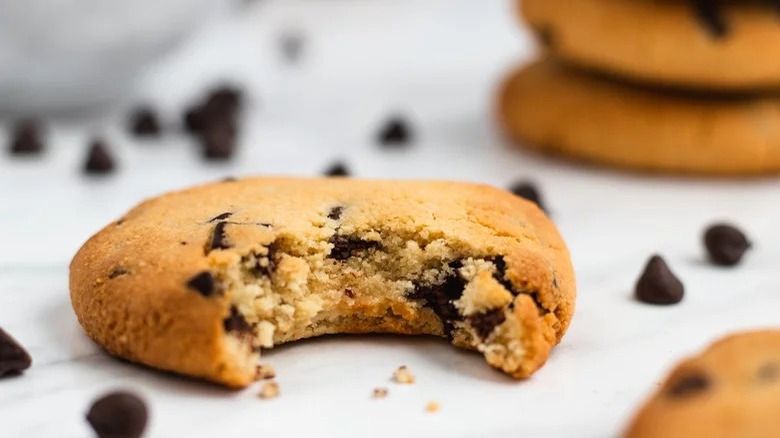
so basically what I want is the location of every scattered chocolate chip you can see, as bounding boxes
[327,206,344,220]
[224,306,253,336]
[209,221,230,251]
[8,119,44,155]
[201,121,236,160]
[0,327,32,377]
[757,363,779,382]
[86,391,148,438]
[692,0,728,38]
[704,223,751,267]
[377,116,413,147]
[509,181,547,213]
[468,308,506,340]
[635,255,684,305]
[183,106,205,134]
[129,107,162,137]
[186,271,216,297]
[108,267,129,279]
[204,86,243,120]
[84,139,116,175]
[408,264,467,339]
[328,235,381,260]
[667,372,710,398]
[279,30,305,63]
[323,162,350,177]
[531,24,555,47]
[208,212,233,223]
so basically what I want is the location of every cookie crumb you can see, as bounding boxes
[257,364,276,380]
[259,381,280,399]
[372,387,388,399]
[425,401,440,413]
[392,366,415,384]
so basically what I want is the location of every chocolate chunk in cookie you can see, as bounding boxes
[209,222,231,252]
[328,235,381,260]
[691,0,728,39]
[409,264,467,338]
[224,306,253,337]
[129,107,162,137]
[83,139,116,175]
[531,24,555,47]
[704,223,751,267]
[327,206,344,221]
[108,267,129,279]
[635,255,684,305]
[186,271,217,297]
[208,212,233,223]
[8,119,44,156]
[0,327,32,377]
[666,372,711,398]
[86,391,148,438]
[468,308,507,340]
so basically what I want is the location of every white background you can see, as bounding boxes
[1,1,779,436]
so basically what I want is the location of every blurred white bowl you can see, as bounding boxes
[0,0,221,113]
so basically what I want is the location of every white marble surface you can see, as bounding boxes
[1,1,780,437]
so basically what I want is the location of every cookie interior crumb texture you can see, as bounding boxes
[69,178,575,387]
[372,387,389,399]
[425,401,440,413]
[392,366,416,384]
[259,381,279,399]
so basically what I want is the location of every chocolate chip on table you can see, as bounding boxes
[209,221,230,251]
[8,119,44,155]
[201,121,236,160]
[468,308,506,340]
[86,391,148,438]
[84,138,116,175]
[703,223,751,267]
[509,181,547,214]
[204,86,243,120]
[186,271,217,297]
[323,162,350,177]
[183,106,205,134]
[0,327,32,377]
[666,372,710,398]
[635,255,685,305]
[129,107,162,137]
[691,0,728,39]
[377,116,413,148]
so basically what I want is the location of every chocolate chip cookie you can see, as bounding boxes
[69,178,575,387]
[498,59,780,175]
[522,0,780,90]
[624,331,780,438]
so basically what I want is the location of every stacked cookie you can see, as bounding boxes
[498,0,780,175]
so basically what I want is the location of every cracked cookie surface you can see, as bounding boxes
[69,178,575,387]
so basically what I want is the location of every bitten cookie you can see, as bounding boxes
[624,331,780,438]
[522,0,780,91]
[69,178,575,387]
[498,60,780,175]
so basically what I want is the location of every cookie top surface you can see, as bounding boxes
[521,0,780,90]
[625,331,780,438]
[498,59,780,175]
[69,178,575,386]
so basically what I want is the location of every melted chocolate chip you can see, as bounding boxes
[377,116,413,147]
[186,271,217,297]
[667,372,711,398]
[635,255,685,305]
[509,181,547,213]
[249,245,276,277]
[408,265,467,339]
[491,256,517,295]
[9,119,44,155]
[468,308,506,340]
[344,289,355,299]
[328,235,381,260]
[129,107,161,137]
[692,0,728,38]
[0,327,32,377]
[208,212,233,223]
[704,223,751,267]
[223,306,253,336]
[84,139,116,174]
[108,267,129,279]
[328,206,344,220]
[324,162,350,177]
[86,391,148,438]
[209,221,230,252]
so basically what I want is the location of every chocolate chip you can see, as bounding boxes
[704,223,751,267]
[408,264,467,339]
[209,221,230,251]
[204,86,243,119]
[279,30,305,63]
[327,206,344,220]
[328,235,381,260]
[667,372,710,398]
[249,247,276,278]
[208,212,233,223]
[86,391,148,438]
[108,267,129,279]
[509,181,547,213]
[491,256,517,295]
[635,255,684,305]
[84,138,116,174]
[129,107,161,137]
[0,327,32,377]
[223,306,253,336]
[201,121,236,160]
[8,119,44,155]
[183,106,205,134]
[324,162,350,177]
[531,24,555,47]
[344,289,355,299]
[468,308,506,340]
[692,0,728,38]
[377,116,413,148]
[758,362,779,382]
[186,271,217,297]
